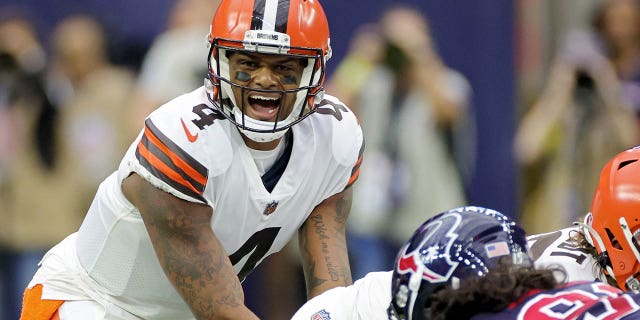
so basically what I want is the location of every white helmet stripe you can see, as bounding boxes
[263,0,279,31]
[251,0,290,33]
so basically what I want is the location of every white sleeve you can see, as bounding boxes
[527,227,601,282]
[291,271,393,320]
[291,286,354,320]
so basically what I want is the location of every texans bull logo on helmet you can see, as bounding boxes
[395,213,462,284]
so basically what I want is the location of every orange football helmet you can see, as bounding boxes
[205,0,332,142]
[581,146,640,292]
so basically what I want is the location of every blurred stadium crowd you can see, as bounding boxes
[2,0,640,319]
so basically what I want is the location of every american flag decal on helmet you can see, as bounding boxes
[263,200,279,216]
[485,241,511,258]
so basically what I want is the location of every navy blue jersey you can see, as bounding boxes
[471,282,640,320]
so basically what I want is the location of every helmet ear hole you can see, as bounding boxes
[605,228,623,250]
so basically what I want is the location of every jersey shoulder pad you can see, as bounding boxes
[353,271,393,313]
[527,226,599,282]
[526,226,578,255]
[290,286,351,320]
[313,94,364,167]
[126,88,233,203]
[356,271,393,293]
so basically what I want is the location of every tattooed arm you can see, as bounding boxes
[298,187,354,299]
[122,174,259,320]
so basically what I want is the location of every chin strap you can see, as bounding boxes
[405,259,425,320]
[574,220,617,278]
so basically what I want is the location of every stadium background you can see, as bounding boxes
[0,0,603,218]
[0,0,607,317]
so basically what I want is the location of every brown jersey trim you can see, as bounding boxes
[135,119,208,203]
[346,137,365,189]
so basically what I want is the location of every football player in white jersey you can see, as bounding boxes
[527,146,640,293]
[20,0,364,319]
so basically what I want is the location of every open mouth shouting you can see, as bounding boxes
[246,94,283,122]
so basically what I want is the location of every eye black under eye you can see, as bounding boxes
[235,71,250,82]
[282,75,298,85]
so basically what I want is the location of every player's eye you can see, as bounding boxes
[239,60,258,68]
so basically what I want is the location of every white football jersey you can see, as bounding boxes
[292,271,392,320]
[527,226,604,283]
[30,87,364,319]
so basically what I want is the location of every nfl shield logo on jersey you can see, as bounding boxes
[311,309,331,320]
[263,200,279,216]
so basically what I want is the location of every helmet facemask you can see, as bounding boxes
[205,33,328,142]
[617,217,640,292]
[581,215,640,292]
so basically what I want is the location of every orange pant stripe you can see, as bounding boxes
[20,284,64,320]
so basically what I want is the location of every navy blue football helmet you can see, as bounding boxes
[387,206,532,320]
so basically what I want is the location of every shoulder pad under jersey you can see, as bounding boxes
[313,94,364,187]
[127,87,233,204]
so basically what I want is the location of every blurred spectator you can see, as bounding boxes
[591,0,640,139]
[514,29,637,235]
[0,14,73,320]
[326,5,474,279]
[48,14,137,211]
[0,13,137,320]
[128,0,215,130]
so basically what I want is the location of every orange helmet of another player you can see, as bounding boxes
[582,146,640,292]
[205,0,332,142]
